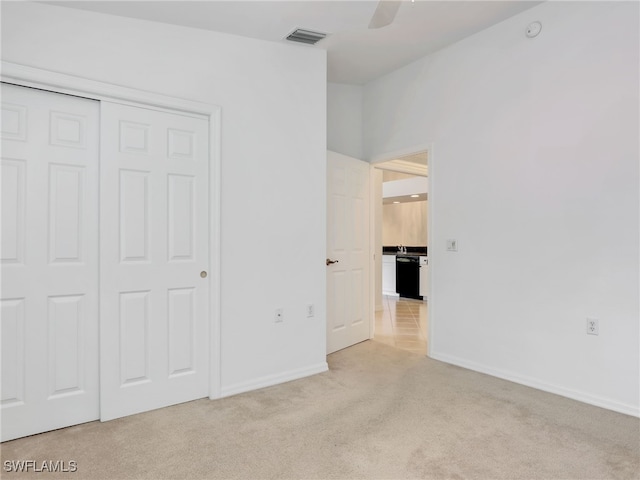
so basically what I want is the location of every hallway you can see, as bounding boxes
[373,296,427,355]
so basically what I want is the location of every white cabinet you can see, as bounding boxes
[419,256,428,298]
[382,255,398,296]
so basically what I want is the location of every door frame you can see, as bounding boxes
[369,143,435,357]
[1,61,223,400]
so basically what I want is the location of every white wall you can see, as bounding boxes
[364,1,639,415]
[2,3,328,393]
[327,82,363,159]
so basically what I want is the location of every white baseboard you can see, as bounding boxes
[220,362,329,398]
[429,351,640,418]
[383,291,399,297]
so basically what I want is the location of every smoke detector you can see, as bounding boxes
[526,21,542,38]
[285,28,327,45]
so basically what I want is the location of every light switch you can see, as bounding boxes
[446,239,458,252]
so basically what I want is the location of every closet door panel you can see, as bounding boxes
[100,102,210,421]
[1,83,100,442]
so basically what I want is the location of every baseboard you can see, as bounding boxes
[383,291,399,297]
[220,362,329,398]
[429,351,640,418]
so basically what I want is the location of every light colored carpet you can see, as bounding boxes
[1,340,639,479]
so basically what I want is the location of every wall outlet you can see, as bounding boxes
[586,318,599,335]
[306,304,315,318]
[446,239,458,252]
[275,308,284,323]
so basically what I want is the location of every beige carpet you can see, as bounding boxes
[2,340,639,479]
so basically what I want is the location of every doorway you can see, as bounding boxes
[371,150,430,355]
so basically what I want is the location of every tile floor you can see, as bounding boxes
[373,295,427,355]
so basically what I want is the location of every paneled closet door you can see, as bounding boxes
[99,102,210,421]
[1,83,100,441]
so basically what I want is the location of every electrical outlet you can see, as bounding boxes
[586,318,599,336]
[275,308,284,323]
[446,239,458,252]
[306,304,315,318]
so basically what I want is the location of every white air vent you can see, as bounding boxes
[285,28,327,45]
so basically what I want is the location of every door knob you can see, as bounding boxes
[326,258,339,266]
[200,271,208,278]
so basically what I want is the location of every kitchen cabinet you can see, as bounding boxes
[382,255,397,296]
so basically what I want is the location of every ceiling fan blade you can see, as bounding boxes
[368,0,402,29]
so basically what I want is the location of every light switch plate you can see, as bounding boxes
[446,239,458,252]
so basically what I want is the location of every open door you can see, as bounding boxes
[326,151,370,354]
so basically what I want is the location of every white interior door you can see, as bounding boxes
[100,102,210,420]
[326,151,370,354]
[1,83,100,441]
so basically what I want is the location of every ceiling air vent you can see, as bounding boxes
[285,28,327,45]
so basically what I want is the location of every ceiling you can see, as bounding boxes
[381,156,428,205]
[376,151,428,179]
[396,152,428,166]
[383,193,426,205]
[49,0,543,85]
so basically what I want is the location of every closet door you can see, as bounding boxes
[100,102,210,421]
[1,83,100,441]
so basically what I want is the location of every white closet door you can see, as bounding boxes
[1,83,100,441]
[100,102,210,421]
